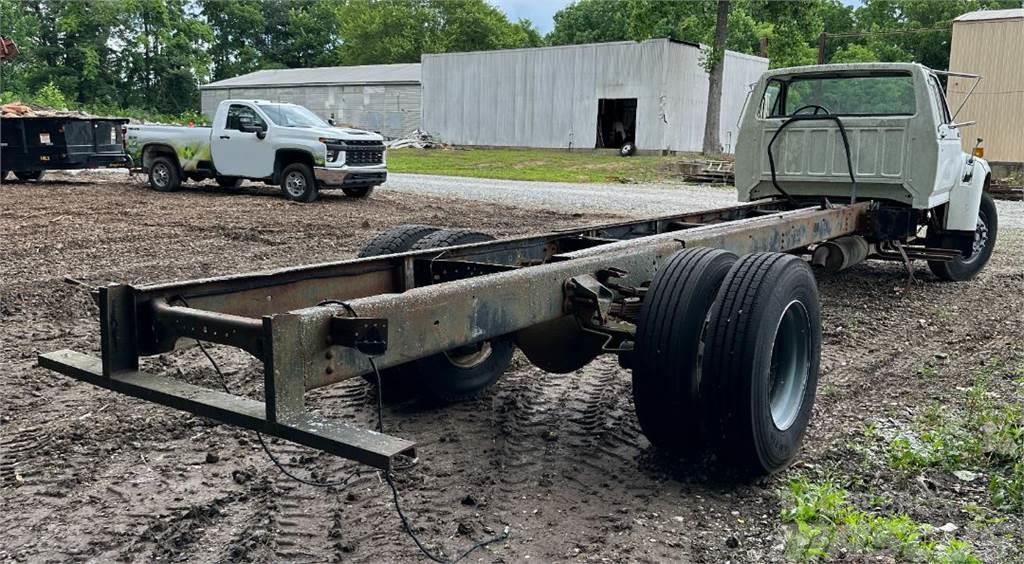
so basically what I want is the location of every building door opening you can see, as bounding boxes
[596,98,637,149]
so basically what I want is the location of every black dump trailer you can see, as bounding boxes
[1,116,130,181]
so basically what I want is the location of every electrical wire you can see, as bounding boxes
[176,295,510,562]
[767,109,857,207]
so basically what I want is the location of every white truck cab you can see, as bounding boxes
[735,63,997,281]
[126,99,387,202]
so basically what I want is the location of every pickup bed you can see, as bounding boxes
[125,100,387,202]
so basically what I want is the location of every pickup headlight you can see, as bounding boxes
[319,137,342,144]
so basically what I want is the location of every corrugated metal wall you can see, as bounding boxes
[948,17,1024,163]
[200,83,422,139]
[421,39,767,152]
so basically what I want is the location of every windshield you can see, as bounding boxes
[762,73,916,117]
[259,104,328,128]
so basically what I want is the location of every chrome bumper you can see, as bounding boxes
[313,166,387,187]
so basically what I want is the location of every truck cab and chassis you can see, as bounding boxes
[125,100,387,202]
[42,64,998,479]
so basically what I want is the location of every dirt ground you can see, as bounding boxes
[2,172,1022,563]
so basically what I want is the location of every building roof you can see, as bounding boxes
[202,63,421,90]
[954,8,1024,23]
[422,37,768,64]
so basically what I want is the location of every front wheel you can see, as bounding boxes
[280,163,318,202]
[927,192,998,282]
[342,185,374,198]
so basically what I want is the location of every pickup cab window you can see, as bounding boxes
[259,104,328,128]
[225,104,266,130]
[760,73,916,117]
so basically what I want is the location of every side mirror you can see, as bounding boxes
[238,117,266,135]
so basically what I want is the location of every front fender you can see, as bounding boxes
[945,156,989,231]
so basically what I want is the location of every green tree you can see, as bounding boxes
[200,0,267,80]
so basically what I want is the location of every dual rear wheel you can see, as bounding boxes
[633,248,821,476]
[356,224,514,403]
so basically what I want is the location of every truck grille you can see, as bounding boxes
[344,141,384,166]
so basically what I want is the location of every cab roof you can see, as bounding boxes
[761,62,931,81]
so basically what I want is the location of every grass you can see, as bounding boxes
[782,477,981,563]
[882,360,1024,513]
[386,147,699,183]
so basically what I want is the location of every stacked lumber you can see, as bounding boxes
[684,160,735,184]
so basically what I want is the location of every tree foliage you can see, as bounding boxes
[0,0,1020,117]
[0,0,542,114]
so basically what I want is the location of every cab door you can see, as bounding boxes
[211,103,274,178]
[928,75,961,194]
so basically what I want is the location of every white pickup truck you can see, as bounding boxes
[125,100,387,202]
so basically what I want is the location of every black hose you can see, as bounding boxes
[767,114,857,206]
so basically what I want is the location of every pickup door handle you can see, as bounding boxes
[219,135,231,139]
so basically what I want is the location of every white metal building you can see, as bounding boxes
[421,39,768,153]
[200,63,421,139]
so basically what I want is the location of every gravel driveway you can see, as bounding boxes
[386,172,1024,229]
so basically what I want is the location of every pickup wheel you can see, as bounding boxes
[148,157,181,192]
[408,229,515,402]
[355,224,442,400]
[927,192,998,282]
[701,253,821,477]
[280,163,318,202]
[342,186,374,198]
[632,248,737,454]
[14,170,44,182]
[215,176,243,188]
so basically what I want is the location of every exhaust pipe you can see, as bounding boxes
[812,235,870,272]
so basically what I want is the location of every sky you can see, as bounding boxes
[491,0,865,35]
[492,0,575,34]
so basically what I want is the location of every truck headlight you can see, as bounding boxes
[327,149,340,162]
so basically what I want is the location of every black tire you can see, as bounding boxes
[632,248,738,453]
[148,157,180,192]
[927,192,998,282]
[14,170,44,182]
[355,224,442,399]
[620,143,636,157]
[216,176,242,188]
[280,162,318,202]
[701,252,821,476]
[357,224,441,258]
[342,185,374,198]
[408,229,515,402]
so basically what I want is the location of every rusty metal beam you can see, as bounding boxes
[39,349,416,470]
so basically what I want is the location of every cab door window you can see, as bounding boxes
[225,104,266,130]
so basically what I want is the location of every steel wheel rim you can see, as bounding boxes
[962,215,989,265]
[444,341,493,369]
[152,164,169,187]
[285,171,306,197]
[768,300,811,431]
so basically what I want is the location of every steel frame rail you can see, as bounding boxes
[40,199,869,469]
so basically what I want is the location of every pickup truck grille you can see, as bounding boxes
[343,140,385,166]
